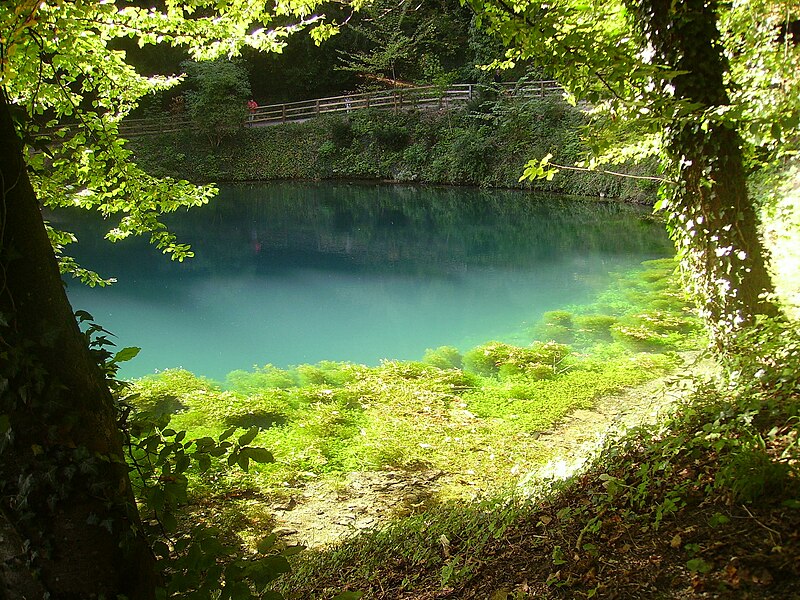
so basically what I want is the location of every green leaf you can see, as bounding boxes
[75,310,94,322]
[686,558,713,573]
[707,513,730,528]
[237,453,250,472]
[175,453,190,473]
[112,346,141,363]
[222,579,253,599]
[219,426,238,441]
[161,511,178,533]
[209,445,228,457]
[244,447,274,464]
[247,555,292,587]
[332,593,364,600]
[238,426,259,447]
[256,534,278,554]
[194,436,216,449]
[152,540,171,560]
[197,453,212,473]
[280,544,305,557]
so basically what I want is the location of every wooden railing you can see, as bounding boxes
[119,81,563,137]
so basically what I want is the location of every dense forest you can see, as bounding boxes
[1,0,799,599]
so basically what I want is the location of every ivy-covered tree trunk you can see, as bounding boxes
[636,0,779,345]
[0,93,157,597]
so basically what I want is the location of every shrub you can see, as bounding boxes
[294,361,356,387]
[130,369,218,417]
[128,96,654,203]
[182,59,251,147]
[329,119,354,148]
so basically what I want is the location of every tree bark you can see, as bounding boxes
[0,92,157,597]
[635,0,779,345]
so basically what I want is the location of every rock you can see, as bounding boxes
[355,517,376,529]
[273,498,297,511]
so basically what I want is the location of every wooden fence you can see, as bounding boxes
[119,81,563,138]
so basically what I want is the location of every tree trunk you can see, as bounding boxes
[635,0,779,347]
[0,93,157,597]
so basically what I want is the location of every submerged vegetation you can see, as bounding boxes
[126,258,702,527]
[277,324,800,598]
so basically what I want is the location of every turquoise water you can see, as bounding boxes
[59,182,672,380]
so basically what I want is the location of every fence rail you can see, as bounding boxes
[119,81,563,137]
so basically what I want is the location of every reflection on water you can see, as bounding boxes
[58,182,672,379]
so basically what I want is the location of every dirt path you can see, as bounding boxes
[522,351,714,487]
[266,352,715,548]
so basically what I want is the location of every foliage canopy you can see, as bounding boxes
[467,0,800,345]
[0,0,341,274]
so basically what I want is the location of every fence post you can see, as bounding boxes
[468,84,473,102]
[541,81,545,97]
[282,104,286,123]
[316,99,320,116]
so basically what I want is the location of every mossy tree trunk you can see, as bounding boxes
[0,92,157,597]
[634,0,779,346]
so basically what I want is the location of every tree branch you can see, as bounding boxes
[549,161,675,184]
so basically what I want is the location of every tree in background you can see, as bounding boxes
[338,0,475,87]
[467,0,800,350]
[0,1,338,595]
[183,59,252,147]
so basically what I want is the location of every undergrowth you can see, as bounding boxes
[127,96,656,202]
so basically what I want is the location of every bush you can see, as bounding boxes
[536,310,576,344]
[182,59,251,148]
[130,369,218,417]
[294,361,356,387]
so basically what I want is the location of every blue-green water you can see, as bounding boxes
[58,182,672,380]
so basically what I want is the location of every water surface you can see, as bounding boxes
[59,183,672,379]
